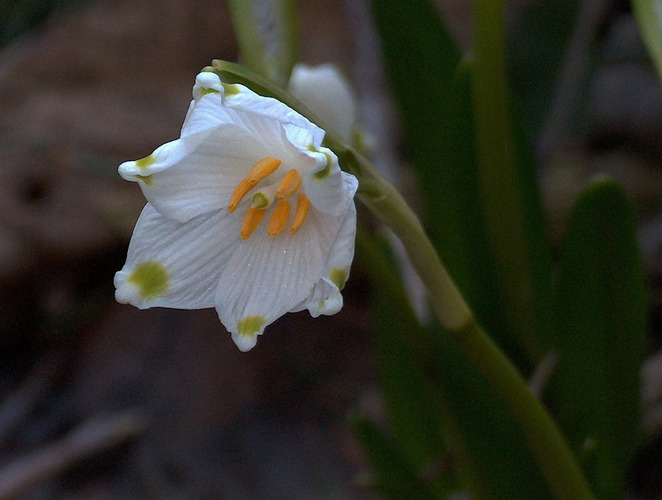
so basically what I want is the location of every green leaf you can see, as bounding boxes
[351,416,437,500]
[507,0,583,138]
[471,0,556,367]
[366,0,509,361]
[367,0,476,277]
[370,0,555,368]
[552,177,647,499]
[226,0,298,87]
[357,234,552,499]
[356,234,457,497]
[633,0,662,82]
[427,328,554,500]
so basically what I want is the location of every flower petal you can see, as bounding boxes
[181,73,251,137]
[303,155,356,217]
[119,100,326,223]
[219,79,326,144]
[294,191,357,317]
[214,202,346,350]
[122,126,274,221]
[114,203,241,309]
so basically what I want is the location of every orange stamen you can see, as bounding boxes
[276,169,302,199]
[267,199,291,236]
[228,157,281,212]
[240,207,267,239]
[290,193,310,235]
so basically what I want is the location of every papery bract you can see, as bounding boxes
[114,71,358,351]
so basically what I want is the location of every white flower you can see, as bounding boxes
[114,71,358,351]
[287,64,357,141]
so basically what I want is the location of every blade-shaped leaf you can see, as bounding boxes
[357,234,457,497]
[227,0,298,86]
[367,0,484,297]
[364,0,504,360]
[427,327,554,500]
[507,0,583,139]
[370,0,555,368]
[351,415,437,500]
[633,0,662,82]
[358,234,553,499]
[552,177,647,499]
[472,0,556,367]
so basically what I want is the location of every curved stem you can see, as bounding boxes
[211,59,595,500]
[353,152,595,500]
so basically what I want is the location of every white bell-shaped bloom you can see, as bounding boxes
[114,71,358,351]
[287,64,357,141]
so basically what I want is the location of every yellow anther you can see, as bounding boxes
[228,157,281,212]
[240,207,267,239]
[276,169,302,199]
[290,193,310,235]
[267,199,291,236]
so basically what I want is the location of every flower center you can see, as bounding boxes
[228,156,311,240]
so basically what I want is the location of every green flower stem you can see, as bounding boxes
[211,59,595,500]
[351,150,594,500]
[458,320,595,500]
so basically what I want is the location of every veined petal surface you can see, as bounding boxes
[115,203,241,309]
[115,70,359,351]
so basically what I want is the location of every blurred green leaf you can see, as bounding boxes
[427,327,554,500]
[357,234,552,499]
[507,0,583,138]
[370,0,556,367]
[471,0,556,367]
[352,415,437,500]
[633,0,662,82]
[226,0,298,87]
[368,0,539,368]
[357,234,458,497]
[551,177,647,499]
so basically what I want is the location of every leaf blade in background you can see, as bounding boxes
[351,415,438,500]
[552,177,647,499]
[356,234,458,497]
[507,0,583,142]
[427,326,554,500]
[226,0,298,87]
[471,0,557,367]
[357,234,553,499]
[367,0,523,364]
[633,0,662,83]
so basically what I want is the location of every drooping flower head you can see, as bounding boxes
[114,71,358,351]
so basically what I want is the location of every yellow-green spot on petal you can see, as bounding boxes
[251,192,270,209]
[128,261,169,300]
[329,268,347,290]
[307,144,319,152]
[135,174,153,186]
[222,83,240,97]
[314,151,334,180]
[200,87,221,97]
[135,154,155,169]
[237,315,266,337]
